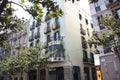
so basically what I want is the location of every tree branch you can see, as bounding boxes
[0,0,8,15]
[8,1,28,11]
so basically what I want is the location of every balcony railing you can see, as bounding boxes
[52,23,60,30]
[29,36,34,41]
[44,27,51,34]
[49,57,65,62]
[83,58,94,63]
[81,28,86,35]
[34,32,40,39]
[48,40,62,46]
[105,0,120,9]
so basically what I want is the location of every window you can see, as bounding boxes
[79,14,82,20]
[99,24,105,30]
[28,70,37,80]
[84,67,90,80]
[33,21,35,28]
[37,28,40,33]
[81,36,87,49]
[55,5,59,10]
[97,15,103,23]
[72,0,75,3]
[94,1,101,12]
[54,31,60,40]
[80,24,86,35]
[45,12,50,21]
[32,31,34,37]
[91,23,93,28]
[35,40,39,47]
[47,22,50,28]
[73,66,81,80]
[97,15,105,30]
[49,67,64,80]
[90,52,94,63]
[47,35,51,45]
[20,77,23,80]
[85,19,88,25]
[83,50,88,59]
[109,0,113,3]
[14,77,18,80]
[30,42,33,47]
[55,17,60,27]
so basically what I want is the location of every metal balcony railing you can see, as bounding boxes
[83,58,94,63]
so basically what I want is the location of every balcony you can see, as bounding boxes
[48,43,65,62]
[34,32,40,39]
[105,0,120,9]
[44,27,51,34]
[81,28,86,35]
[48,40,63,46]
[83,58,94,64]
[49,57,65,62]
[29,36,34,41]
[52,23,60,30]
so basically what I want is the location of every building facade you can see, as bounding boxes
[89,0,120,80]
[24,0,96,80]
[6,0,97,80]
[89,0,120,54]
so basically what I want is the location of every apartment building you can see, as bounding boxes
[90,0,120,54]
[89,0,120,80]
[25,0,97,80]
[5,19,30,56]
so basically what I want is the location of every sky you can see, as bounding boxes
[12,0,90,19]
[79,0,90,14]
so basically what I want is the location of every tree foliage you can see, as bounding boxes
[88,14,120,60]
[0,46,53,78]
[0,0,63,47]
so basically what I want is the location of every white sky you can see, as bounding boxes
[12,0,90,19]
[79,0,90,14]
